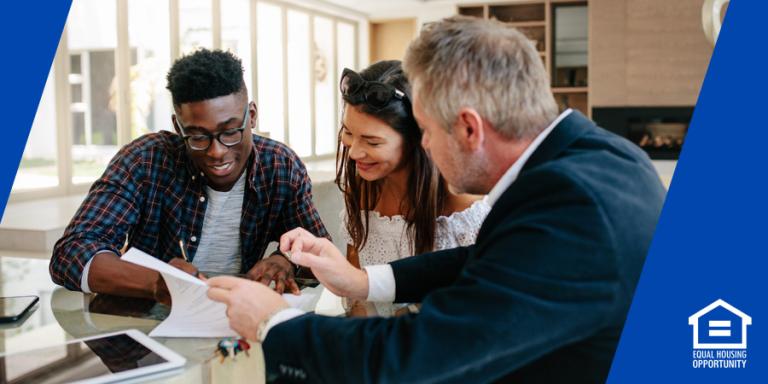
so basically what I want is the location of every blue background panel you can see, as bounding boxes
[0,2,72,217]
[609,1,766,382]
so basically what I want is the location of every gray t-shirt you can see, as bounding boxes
[192,172,245,274]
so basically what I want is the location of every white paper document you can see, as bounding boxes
[284,284,323,311]
[121,248,321,338]
[122,248,236,338]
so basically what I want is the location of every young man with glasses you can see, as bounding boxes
[50,49,328,303]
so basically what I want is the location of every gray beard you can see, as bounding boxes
[449,153,494,195]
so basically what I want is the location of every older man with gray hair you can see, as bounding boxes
[208,16,666,383]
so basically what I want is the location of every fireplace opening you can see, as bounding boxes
[592,107,694,160]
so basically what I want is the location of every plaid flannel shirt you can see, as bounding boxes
[50,131,328,291]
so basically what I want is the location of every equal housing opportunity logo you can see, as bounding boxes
[688,299,751,369]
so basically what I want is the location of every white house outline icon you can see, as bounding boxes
[688,299,751,349]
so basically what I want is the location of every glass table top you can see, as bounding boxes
[0,256,412,383]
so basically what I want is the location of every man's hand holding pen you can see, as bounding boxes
[153,257,201,306]
[153,240,202,305]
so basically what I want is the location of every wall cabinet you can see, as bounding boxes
[458,1,589,116]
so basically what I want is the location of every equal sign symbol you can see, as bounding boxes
[708,320,731,337]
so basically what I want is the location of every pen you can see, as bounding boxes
[178,239,189,262]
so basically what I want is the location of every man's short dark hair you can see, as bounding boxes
[166,49,245,107]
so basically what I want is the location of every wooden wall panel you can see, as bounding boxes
[370,19,417,63]
[590,0,714,107]
[589,0,627,106]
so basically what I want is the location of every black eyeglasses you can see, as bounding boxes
[340,68,408,110]
[175,104,249,151]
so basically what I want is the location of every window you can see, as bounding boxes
[336,21,356,155]
[11,0,361,201]
[313,16,336,156]
[68,0,119,185]
[257,2,285,142]
[128,0,173,137]
[257,3,359,158]
[13,69,59,192]
[287,10,312,157]
[221,0,254,100]
[179,0,213,55]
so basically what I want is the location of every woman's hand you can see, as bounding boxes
[279,228,369,300]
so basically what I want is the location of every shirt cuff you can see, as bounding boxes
[81,257,95,294]
[262,308,305,339]
[364,264,396,302]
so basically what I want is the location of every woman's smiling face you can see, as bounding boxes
[341,105,406,181]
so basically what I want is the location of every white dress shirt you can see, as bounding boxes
[262,109,573,337]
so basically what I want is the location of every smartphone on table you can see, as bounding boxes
[0,295,39,323]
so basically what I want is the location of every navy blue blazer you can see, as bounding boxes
[263,111,666,383]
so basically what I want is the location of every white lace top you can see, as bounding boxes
[339,199,491,267]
